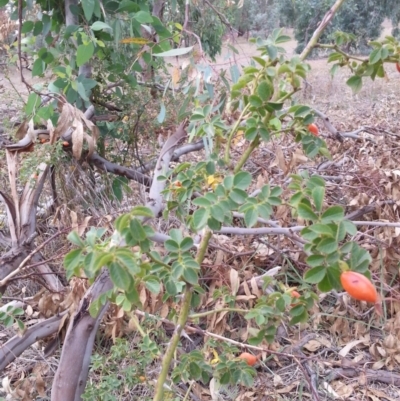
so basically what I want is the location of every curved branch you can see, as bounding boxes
[88,152,151,186]
[137,140,204,174]
[0,311,67,371]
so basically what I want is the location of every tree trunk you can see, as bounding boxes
[51,269,113,401]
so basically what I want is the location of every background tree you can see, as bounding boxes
[280,0,385,54]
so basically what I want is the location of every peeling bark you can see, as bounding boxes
[51,269,113,401]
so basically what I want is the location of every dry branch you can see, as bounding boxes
[0,311,68,371]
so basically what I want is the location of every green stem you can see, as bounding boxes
[316,44,367,63]
[224,104,250,165]
[233,136,260,174]
[189,308,248,319]
[153,286,192,401]
[152,230,212,401]
[196,230,212,264]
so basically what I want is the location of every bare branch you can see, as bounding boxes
[0,311,68,371]
[89,152,151,186]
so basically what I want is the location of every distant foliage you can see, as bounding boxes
[279,0,385,55]
[382,0,400,38]
[233,0,280,39]
[192,6,224,60]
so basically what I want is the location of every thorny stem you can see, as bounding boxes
[233,135,260,174]
[315,43,367,63]
[153,230,212,401]
[224,104,250,165]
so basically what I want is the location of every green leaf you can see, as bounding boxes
[245,126,257,141]
[229,188,248,204]
[3,315,14,327]
[76,43,95,67]
[266,45,277,60]
[244,208,258,228]
[210,204,226,223]
[92,252,113,272]
[341,220,357,236]
[346,75,362,94]
[233,171,252,190]
[111,177,124,201]
[17,319,25,332]
[64,249,83,272]
[192,208,210,231]
[115,249,141,274]
[183,267,198,285]
[25,93,41,115]
[109,262,132,290]
[144,276,161,294]
[117,0,140,12]
[265,102,283,111]
[308,223,334,236]
[293,105,311,117]
[67,231,85,247]
[91,21,112,31]
[308,175,326,188]
[257,81,272,101]
[192,197,211,207]
[289,308,308,325]
[317,274,334,292]
[130,218,147,241]
[153,46,193,57]
[207,216,221,231]
[290,304,305,317]
[22,21,34,33]
[306,254,325,267]
[165,239,180,252]
[249,95,263,108]
[89,298,101,317]
[325,265,342,290]
[369,48,381,64]
[82,0,95,21]
[312,187,324,212]
[304,266,326,284]
[169,228,183,243]
[223,175,234,190]
[165,279,177,295]
[131,206,154,218]
[11,308,24,316]
[297,203,318,221]
[259,127,270,141]
[316,238,338,254]
[32,59,45,77]
[0,0,8,6]
[180,237,194,252]
[321,206,344,223]
[134,11,153,23]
